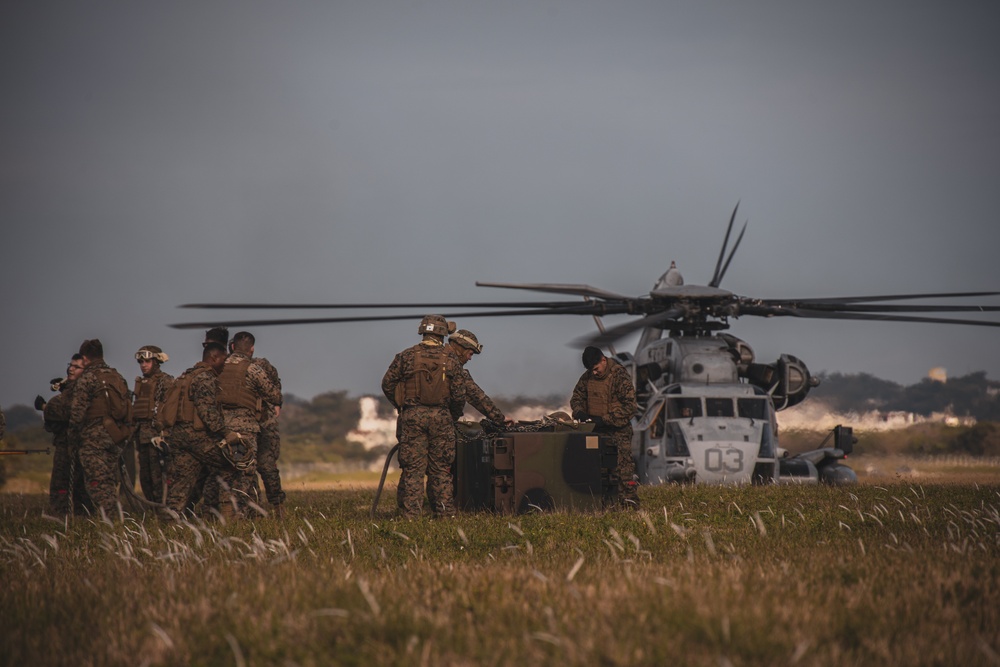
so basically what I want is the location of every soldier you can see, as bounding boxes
[218,331,282,517]
[190,327,232,514]
[382,314,466,519]
[132,345,175,502]
[571,346,640,508]
[251,352,285,518]
[38,355,93,515]
[161,342,245,519]
[445,329,507,425]
[69,339,132,516]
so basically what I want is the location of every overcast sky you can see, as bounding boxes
[2,1,999,411]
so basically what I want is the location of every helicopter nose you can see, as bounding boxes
[685,440,760,484]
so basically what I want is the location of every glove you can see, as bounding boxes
[572,410,588,421]
[591,416,605,428]
[34,395,46,411]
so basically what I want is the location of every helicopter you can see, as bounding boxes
[170,205,1000,488]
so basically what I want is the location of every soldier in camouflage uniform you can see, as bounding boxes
[187,327,230,512]
[39,355,93,515]
[571,346,640,508]
[69,339,132,516]
[382,315,466,519]
[161,342,245,519]
[386,328,508,513]
[446,329,507,425]
[217,331,283,517]
[252,353,285,517]
[132,345,175,503]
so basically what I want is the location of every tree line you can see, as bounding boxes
[810,371,1000,421]
[3,373,999,487]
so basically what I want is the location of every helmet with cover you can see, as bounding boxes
[135,345,169,364]
[450,329,483,354]
[417,315,452,337]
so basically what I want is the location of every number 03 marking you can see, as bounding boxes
[705,447,744,473]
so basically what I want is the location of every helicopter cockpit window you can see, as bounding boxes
[705,398,735,417]
[737,398,768,420]
[667,397,702,419]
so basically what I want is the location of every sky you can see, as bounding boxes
[2,0,999,411]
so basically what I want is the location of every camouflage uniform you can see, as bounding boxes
[252,357,285,506]
[382,339,466,518]
[68,361,131,515]
[215,351,282,513]
[133,369,175,502]
[162,362,236,516]
[43,381,93,515]
[571,357,640,506]
[445,345,505,424]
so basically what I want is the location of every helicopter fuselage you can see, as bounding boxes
[634,381,779,485]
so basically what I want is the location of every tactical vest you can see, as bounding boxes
[83,367,131,422]
[132,375,158,421]
[585,360,620,420]
[160,366,212,430]
[218,357,262,415]
[402,345,451,407]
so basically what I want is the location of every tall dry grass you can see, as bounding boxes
[2,482,998,666]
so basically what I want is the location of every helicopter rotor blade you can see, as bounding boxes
[762,291,1000,305]
[179,300,590,310]
[709,203,739,288]
[475,281,632,301]
[767,303,1000,314]
[169,305,621,330]
[754,307,1000,328]
[572,307,685,349]
[714,220,747,288]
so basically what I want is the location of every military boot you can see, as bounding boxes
[220,498,237,522]
[272,503,285,520]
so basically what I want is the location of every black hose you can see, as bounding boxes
[370,443,399,519]
[118,454,166,514]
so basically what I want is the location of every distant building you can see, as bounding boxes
[346,396,397,451]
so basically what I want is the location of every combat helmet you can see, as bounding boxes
[418,315,455,337]
[450,329,483,354]
[135,345,169,364]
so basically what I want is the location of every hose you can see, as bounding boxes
[370,443,399,519]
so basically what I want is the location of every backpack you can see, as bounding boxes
[104,372,132,424]
[409,346,450,406]
[160,368,207,430]
[158,378,185,429]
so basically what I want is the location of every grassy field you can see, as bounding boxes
[2,477,999,666]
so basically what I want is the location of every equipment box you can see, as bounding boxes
[455,430,618,514]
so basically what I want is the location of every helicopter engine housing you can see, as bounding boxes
[743,354,818,410]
